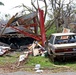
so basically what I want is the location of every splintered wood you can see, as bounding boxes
[28,41,45,56]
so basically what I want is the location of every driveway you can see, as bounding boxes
[0,71,76,75]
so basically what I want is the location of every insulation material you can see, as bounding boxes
[19,52,29,62]
[61,28,70,39]
[32,48,40,56]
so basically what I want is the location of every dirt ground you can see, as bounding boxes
[0,51,75,74]
[0,66,76,75]
[0,62,74,74]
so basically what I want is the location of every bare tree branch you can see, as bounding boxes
[31,0,38,11]
[22,4,34,12]
[43,0,47,21]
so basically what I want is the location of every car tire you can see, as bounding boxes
[47,46,56,62]
[49,54,56,62]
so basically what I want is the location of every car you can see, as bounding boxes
[46,32,76,61]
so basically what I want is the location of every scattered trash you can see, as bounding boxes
[0,48,7,56]
[35,64,43,73]
[28,41,46,56]
[35,64,41,70]
[0,45,11,56]
[35,41,45,50]
[33,48,41,56]
[35,69,43,73]
[17,51,29,66]
[41,52,45,57]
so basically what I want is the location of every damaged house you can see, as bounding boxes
[0,8,46,50]
[0,12,38,50]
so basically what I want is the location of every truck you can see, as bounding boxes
[46,32,76,61]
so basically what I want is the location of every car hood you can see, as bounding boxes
[53,43,76,49]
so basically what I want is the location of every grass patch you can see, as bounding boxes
[0,52,20,65]
[0,52,76,72]
[26,56,54,68]
[0,56,17,65]
[54,60,76,70]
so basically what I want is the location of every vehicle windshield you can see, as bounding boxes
[54,35,76,44]
[49,35,54,44]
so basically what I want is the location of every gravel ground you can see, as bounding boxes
[0,71,76,75]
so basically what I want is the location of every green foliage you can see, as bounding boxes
[46,24,56,38]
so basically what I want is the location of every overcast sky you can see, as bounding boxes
[0,0,72,20]
[0,0,32,17]
[0,0,46,20]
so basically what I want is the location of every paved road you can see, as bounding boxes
[0,71,76,75]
